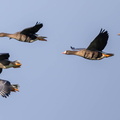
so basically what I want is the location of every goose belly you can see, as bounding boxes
[78,50,103,60]
[16,34,35,43]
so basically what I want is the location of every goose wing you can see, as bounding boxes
[87,29,108,51]
[0,80,11,98]
[20,22,43,35]
[70,46,84,50]
[0,53,10,60]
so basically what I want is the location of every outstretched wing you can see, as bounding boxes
[87,29,109,51]
[0,80,11,98]
[70,46,85,51]
[0,53,9,60]
[20,22,43,35]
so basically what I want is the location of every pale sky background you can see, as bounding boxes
[0,0,120,120]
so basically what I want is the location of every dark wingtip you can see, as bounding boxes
[36,21,39,25]
[2,94,9,98]
[36,22,43,27]
[100,28,105,33]
[70,46,75,50]
[100,28,108,35]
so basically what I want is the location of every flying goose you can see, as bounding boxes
[0,53,21,73]
[62,29,114,60]
[0,79,19,98]
[0,22,47,43]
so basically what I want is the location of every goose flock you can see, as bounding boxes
[0,22,115,98]
[0,22,47,98]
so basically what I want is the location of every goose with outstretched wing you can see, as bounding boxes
[0,79,19,98]
[0,53,21,73]
[62,29,114,60]
[0,22,47,43]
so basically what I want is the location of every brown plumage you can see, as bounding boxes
[0,79,19,98]
[0,53,22,73]
[62,29,114,60]
[0,22,47,43]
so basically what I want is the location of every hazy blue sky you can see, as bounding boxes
[0,0,120,120]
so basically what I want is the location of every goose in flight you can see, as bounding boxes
[0,79,19,98]
[0,53,21,73]
[62,29,114,60]
[0,22,47,43]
